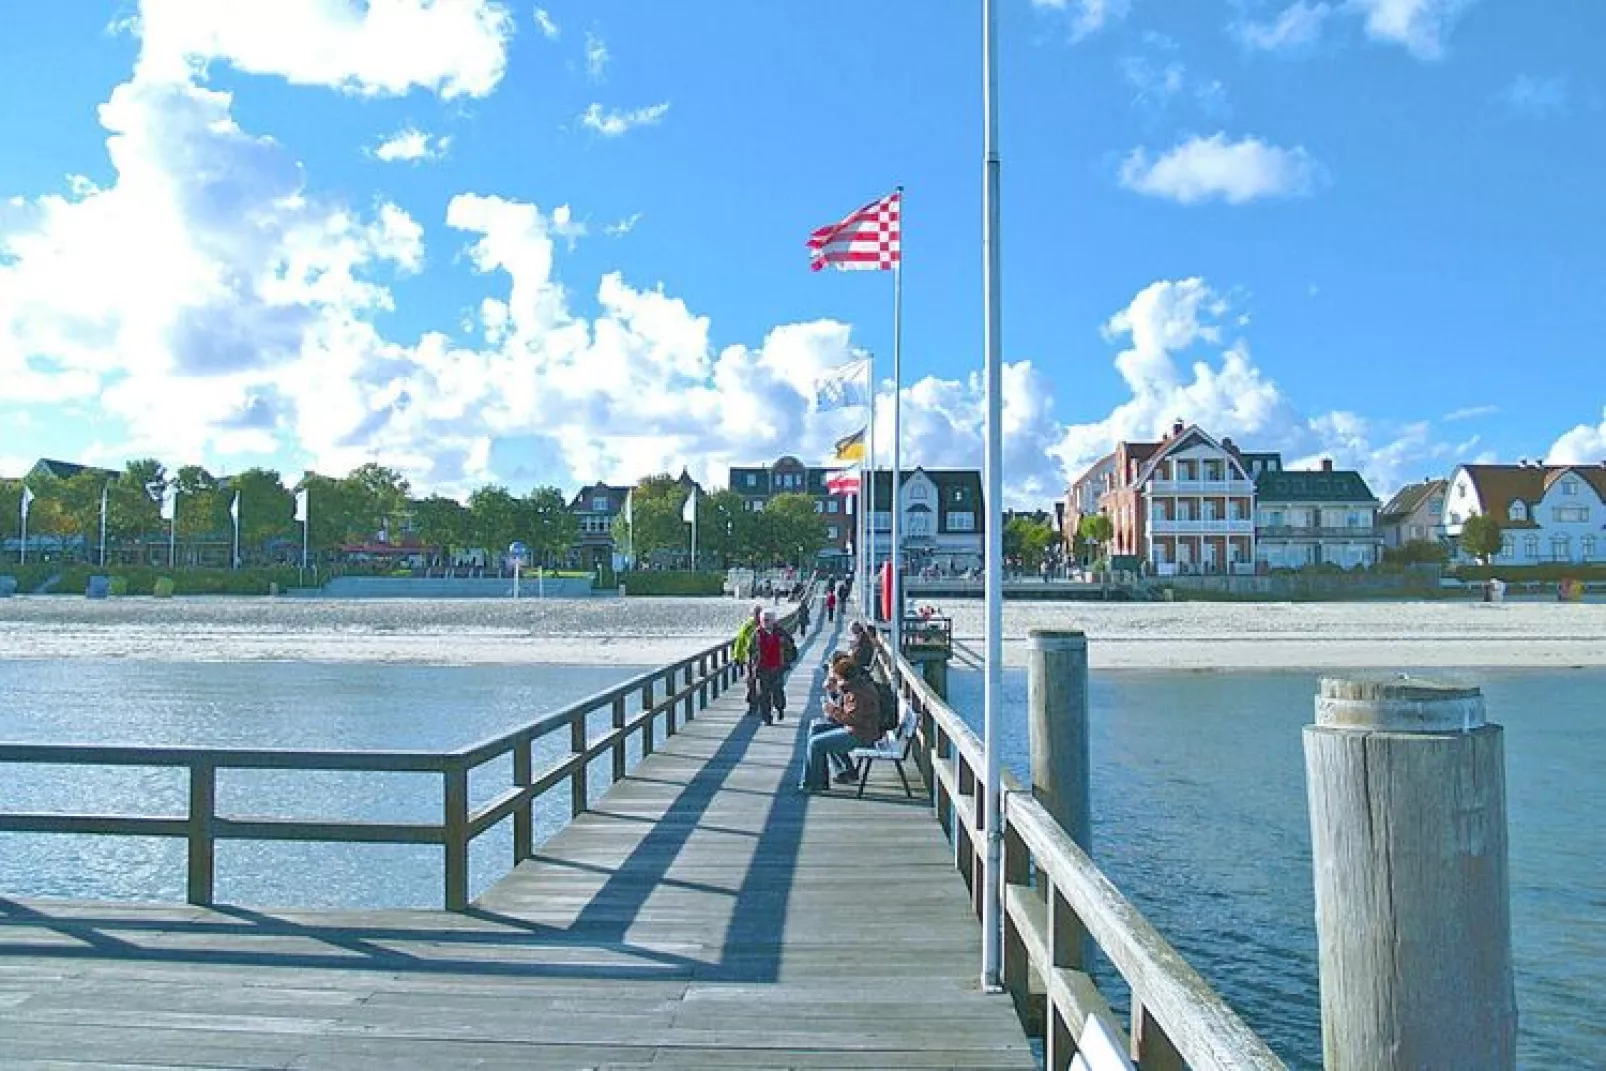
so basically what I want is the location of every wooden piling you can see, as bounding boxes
[1026,630,1089,852]
[1304,677,1516,1071]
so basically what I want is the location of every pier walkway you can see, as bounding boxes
[0,621,1035,1069]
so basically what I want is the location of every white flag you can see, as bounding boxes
[294,488,308,523]
[682,489,697,523]
[20,484,33,521]
[623,488,633,528]
[159,485,177,522]
[229,491,240,524]
[813,357,870,412]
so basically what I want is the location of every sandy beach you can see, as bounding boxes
[1,595,1603,670]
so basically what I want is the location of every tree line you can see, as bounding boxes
[613,474,829,569]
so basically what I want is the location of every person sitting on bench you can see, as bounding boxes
[798,653,880,793]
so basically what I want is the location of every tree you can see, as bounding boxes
[174,466,224,541]
[764,493,829,568]
[0,480,20,551]
[106,461,164,547]
[344,463,411,539]
[614,474,692,564]
[1005,516,1056,571]
[1078,514,1114,564]
[468,486,521,566]
[301,473,362,553]
[230,468,294,558]
[1383,539,1450,566]
[522,486,579,566]
[701,489,748,567]
[1459,514,1503,565]
[411,495,471,554]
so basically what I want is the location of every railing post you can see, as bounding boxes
[1027,630,1090,851]
[443,765,469,911]
[1001,807,1036,1030]
[570,712,588,817]
[696,656,709,711]
[1305,678,1515,1071]
[683,662,696,723]
[665,670,679,736]
[611,695,628,782]
[513,733,533,864]
[1132,998,1186,1071]
[640,680,655,757]
[186,761,216,907]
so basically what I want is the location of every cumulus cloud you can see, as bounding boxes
[369,127,452,163]
[1031,0,1132,41]
[131,0,515,98]
[1238,0,1476,60]
[1119,133,1322,204]
[1547,408,1606,465]
[580,102,669,137]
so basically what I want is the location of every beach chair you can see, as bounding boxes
[850,697,921,799]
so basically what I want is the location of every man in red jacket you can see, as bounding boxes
[753,609,788,725]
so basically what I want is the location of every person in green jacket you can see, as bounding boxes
[732,603,763,715]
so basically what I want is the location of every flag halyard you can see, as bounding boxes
[807,190,901,272]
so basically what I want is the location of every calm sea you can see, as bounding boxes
[946,666,1605,1070]
[0,658,1598,1067]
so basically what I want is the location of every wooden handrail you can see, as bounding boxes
[0,624,765,910]
[872,631,1283,1071]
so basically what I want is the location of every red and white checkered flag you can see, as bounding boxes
[807,189,901,272]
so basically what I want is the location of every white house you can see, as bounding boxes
[867,467,985,573]
[1443,463,1606,564]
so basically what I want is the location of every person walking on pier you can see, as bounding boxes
[824,587,837,623]
[799,653,881,792]
[753,608,789,725]
[734,604,763,716]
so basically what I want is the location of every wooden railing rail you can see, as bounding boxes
[873,634,1283,1071]
[0,629,755,911]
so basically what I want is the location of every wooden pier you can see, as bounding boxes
[0,620,1036,1069]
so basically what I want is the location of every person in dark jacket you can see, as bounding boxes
[799,653,881,792]
[850,621,876,670]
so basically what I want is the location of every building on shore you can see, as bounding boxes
[1443,462,1606,564]
[865,467,985,575]
[1254,459,1384,570]
[1378,478,1448,549]
[567,483,632,569]
[1066,422,1258,575]
[727,455,854,566]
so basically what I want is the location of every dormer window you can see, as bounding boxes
[1510,501,1527,522]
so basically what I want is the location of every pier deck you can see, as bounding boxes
[0,623,1034,1069]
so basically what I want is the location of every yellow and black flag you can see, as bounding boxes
[833,427,866,463]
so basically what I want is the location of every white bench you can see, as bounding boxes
[849,697,921,799]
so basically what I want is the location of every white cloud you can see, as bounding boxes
[585,32,609,81]
[1505,74,1567,117]
[604,213,643,237]
[1237,1,1334,51]
[369,127,452,163]
[1119,133,1322,204]
[1442,404,1498,423]
[1031,0,1133,42]
[533,8,559,40]
[132,0,515,99]
[1547,408,1606,465]
[1120,56,1229,116]
[1348,0,1476,60]
[580,102,669,138]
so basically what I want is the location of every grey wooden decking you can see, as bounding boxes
[0,621,1035,1070]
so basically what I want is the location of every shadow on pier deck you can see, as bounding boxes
[0,621,1034,1070]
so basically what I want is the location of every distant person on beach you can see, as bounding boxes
[799,653,881,792]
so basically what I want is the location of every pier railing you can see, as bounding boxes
[874,634,1285,1071]
[0,639,741,911]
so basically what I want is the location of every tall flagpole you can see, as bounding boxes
[19,487,29,565]
[231,493,241,571]
[864,355,877,619]
[99,483,109,567]
[889,187,905,674]
[980,0,1006,992]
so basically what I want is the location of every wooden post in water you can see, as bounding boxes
[1027,630,1089,851]
[1304,677,1516,1071]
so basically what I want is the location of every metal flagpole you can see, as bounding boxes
[980,0,1006,992]
[889,188,905,675]
[231,493,240,571]
[166,486,178,569]
[99,483,109,567]
[864,356,877,619]
[19,486,29,565]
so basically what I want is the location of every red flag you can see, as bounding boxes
[807,190,901,272]
[826,470,861,496]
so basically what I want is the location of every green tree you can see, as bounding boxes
[764,493,829,568]
[1459,514,1503,565]
[0,479,20,552]
[174,466,224,541]
[230,468,293,558]
[701,488,748,567]
[1383,539,1451,566]
[106,461,165,548]
[300,473,361,552]
[614,474,691,563]
[343,462,411,539]
[411,495,471,553]
[522,486,579,566]
[1078,513,1114,563]
[1005,516,1056,570]
[468,485,521,565]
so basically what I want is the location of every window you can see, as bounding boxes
[1500,535,1514,558]
[1348,511,1369,528]
[591,496,608,512]
[1262,510,1284,527]
[1584,536,1597,560]
[1524,535,1539,558]
[1510,501,1527,521]
[827,500,839,514]
[1175,501,1192,521]
[1554,507,1589,523]
[1563,479,1577,496]
[1456,482,1467,499]
[1429,497,1444,516]
[948,511,975,532]
[1552,535,1571,561]
[814,501,823,513]
[745,473,757,487]
[826,525,839,540]
[1201,501,1217,521]
[907,513,930,537]
[908,483,929,501]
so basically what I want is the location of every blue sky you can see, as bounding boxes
[1,0,1602,505]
